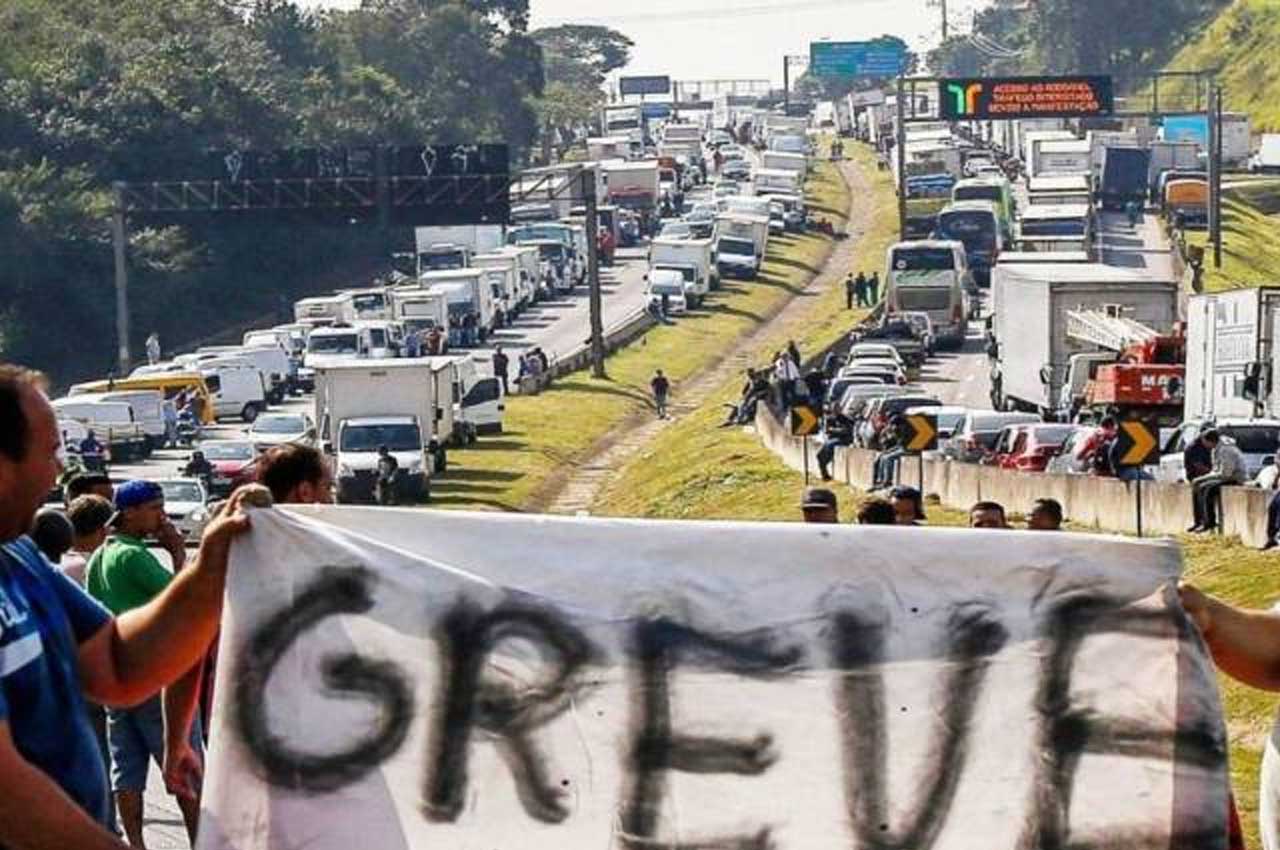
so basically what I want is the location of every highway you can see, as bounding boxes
[107,249,651,485]
[907,203,1180,411]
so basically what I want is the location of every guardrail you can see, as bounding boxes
[516,308,656,395]
[755,407,1274,547]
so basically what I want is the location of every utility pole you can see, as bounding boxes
[940,0,949,40]
[896,75,907,239]
[783,55,791,116]
[1214,83,1224,268]
[111,183,131,374]
[581,169,606,379]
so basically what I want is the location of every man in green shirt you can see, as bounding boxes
[87,480,201,847]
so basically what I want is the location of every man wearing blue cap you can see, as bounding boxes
[0,363,250,850]
[87,480,201,847]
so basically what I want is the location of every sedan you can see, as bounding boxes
[247,412,316,451]
[198,440,262,497]
[156,478,211,541]
[722,161,751,181]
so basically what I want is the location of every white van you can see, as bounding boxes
[305,324,372,369]
[198,345,294,402]
[51,397,150,461]
[94,390,166,451]
[196,365,269,422]
[354,320,406,359]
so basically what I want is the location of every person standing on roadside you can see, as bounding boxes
[651,370,671,419]
[493,345,510,396]
[145,333,161,367]
[854,271,869,307]
[867,272,881,305]
[0,363,250,850]
[87,481,205,847]
[845,273,857,310]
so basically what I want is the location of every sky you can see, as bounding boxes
[295,0,993,83]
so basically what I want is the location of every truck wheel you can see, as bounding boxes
[241,402,261,423]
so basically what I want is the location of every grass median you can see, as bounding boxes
[593,142,897,518]
[431,145,852,511]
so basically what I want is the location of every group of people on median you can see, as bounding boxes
[843,271,880,310]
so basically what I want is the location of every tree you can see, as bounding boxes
[530,24,633,161]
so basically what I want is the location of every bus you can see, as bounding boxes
[934,200,1003,287]
[951,177,1014,239]
[883,240,971,349]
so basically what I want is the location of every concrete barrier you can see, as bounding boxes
[756,407,1274,546]
[517,309,657,395]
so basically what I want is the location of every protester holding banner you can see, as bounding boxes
[0,363,249,850]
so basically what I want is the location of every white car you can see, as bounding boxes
[847,343,906,368]
[157,478,211,542]
[247,412,317,451]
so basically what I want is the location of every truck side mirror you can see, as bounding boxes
[322,441,333,454]
[1038,366,1052,385]
[1243,362,1265,400]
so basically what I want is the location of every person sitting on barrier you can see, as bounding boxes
[800,487,839,525]
[1189,429,1247,534]
[969,500,1009,529]
[816,411,854,481]
[856,497,896,525]
[1026,498,1063,531]
[871,415,909,490]
[890,486,926,526]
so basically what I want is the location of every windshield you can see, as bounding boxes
[368,328,388,348]
[308,334,359,354]
[657,265,696,282]
[340,423,422,453]
[538,244,566,262]
[719,237,754,255]
[892,247,955,272]
[1030,425,1076,444]
[420,251,465,271]
[1224,426,1280,454]
[511,225,568,245]
[160,481,204,503]
[253,415,306,434]
[351,294,384,312]
[1021,219,1087,237]
[660,224,692,238]
[202,442,254,461]
[937,211,997,251]
[955,186,1002,205]
[244,333,277,347]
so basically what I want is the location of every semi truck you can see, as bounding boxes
[989,263,1179,417]
[1185,287,1280,420]
[1098,146,1151,211]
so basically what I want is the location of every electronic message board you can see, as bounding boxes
[940,76,1114,121]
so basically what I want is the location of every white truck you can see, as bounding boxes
[586,136,631,160]
[314,360,443,504]
[421,269,497,346]
[603,160,660,225]
[649,237,716,306]
[473,246,539,310]
[424,354,505,443]
[1185,287,1280,420]
[752,168,803,197]
[293,295,346,325]
[715,214,769,279]
[1147,140,1201,198]
[1250,134,1280,174]
[762,151,807,174]
[989,263,1179,417]
[336,287,392,322]
[51,397,150,462]
[390,289,449,348]
[304,324,374,369]
[195,345,294,404]
[1031,139,1091,179]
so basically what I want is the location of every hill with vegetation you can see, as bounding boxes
[1162,0,1280,131]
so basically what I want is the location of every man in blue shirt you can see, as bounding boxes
[0,363,250,849]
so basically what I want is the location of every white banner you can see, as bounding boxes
[198,508,1229,850]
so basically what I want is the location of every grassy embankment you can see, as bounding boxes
[1185,186,1280,292]
[592,143,1280,844]
[431,142,851,511]
[593,144,895,520]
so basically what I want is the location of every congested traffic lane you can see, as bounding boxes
[106,251,652,485]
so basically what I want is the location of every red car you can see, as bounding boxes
[993,424,1077,472]
[198,440,262,496]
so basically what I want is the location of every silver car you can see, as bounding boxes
[157,478,211,542]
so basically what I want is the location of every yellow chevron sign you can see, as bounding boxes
[1117,420,1159,467]
[790,405,820,437]
[904,414,938,453]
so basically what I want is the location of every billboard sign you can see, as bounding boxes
[620,75,671,96]
[1162,115,1209,146]
[809,40,908,77]
[940,76,1114,121]
[640,103,673,119]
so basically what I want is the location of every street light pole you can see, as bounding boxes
[581,169,606,379]
[783,56,791,116]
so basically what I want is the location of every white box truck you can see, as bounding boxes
[753,168,803,197]
[293,295,345,325]
[390,289,450,349]
[314,360,442,503]
[715,214,769,279]
[1185,287,1280,420]
[649,237,716,306]
[421,268,497,345]
[473,247,539,310]
[762,151,807,174]
[414,225,504,276]
[990,263,1178,417]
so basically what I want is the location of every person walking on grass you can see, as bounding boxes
[651,370,671,419]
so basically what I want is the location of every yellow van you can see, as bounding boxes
[70,373,216,424]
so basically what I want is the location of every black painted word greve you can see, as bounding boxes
[233,567,1228,850]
